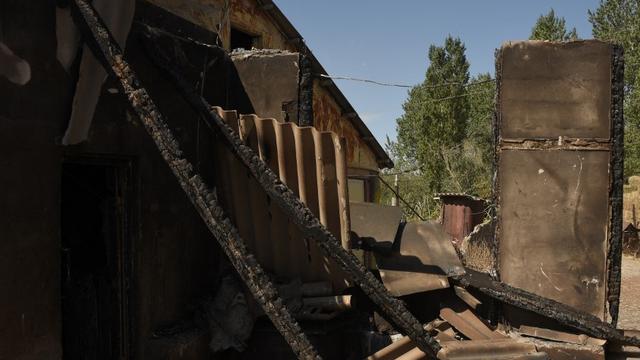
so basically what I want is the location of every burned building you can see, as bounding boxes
[1,0,639,359]
[0,1,389,359]
[143,0,393,199]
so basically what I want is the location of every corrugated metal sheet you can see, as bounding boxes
[438,194,486,249]
[211,106,350,291]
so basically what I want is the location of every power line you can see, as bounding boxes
[377,174,426,221]
[430,88,493,102]
[317,74,495,90]
[318,74,413,88]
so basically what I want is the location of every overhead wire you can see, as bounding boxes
[317,73,495,90]
[377,174,426,221]
[319,73,495,215]
[317,74,495,103]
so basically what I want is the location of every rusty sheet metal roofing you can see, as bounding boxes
[438,194,487,249]
[495,40,624,322]
[212,106,350,291]
[376,221,465,296]
[251,0,393,169]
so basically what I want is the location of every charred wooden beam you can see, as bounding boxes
[298,53,313,127]
[607,45,625,326]
[137,23,441,358]
[454,270,640,347]
[68,1,320,359]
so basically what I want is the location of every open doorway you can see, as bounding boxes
[61,158,134,360]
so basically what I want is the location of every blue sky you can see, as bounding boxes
[275,1,601,145]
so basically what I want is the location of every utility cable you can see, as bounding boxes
[318,73,495,89]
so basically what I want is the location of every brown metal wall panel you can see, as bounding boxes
[212,107,350,290]
[500,41,612,139]
[499,150,609,317]
[495,40,624,322]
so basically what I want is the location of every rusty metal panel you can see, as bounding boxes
[376,221,464,296]
[212,107,350,290]
[438,193,487,248]
[495,40,624,322]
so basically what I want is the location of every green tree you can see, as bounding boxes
[530,9,579,41]
[386,37,494,219]
[464,73,495,198]
[589,0,640,177]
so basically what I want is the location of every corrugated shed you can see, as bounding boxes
[212,107,350,291]
[437,194,487,248]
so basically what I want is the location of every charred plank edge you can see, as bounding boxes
[135,23,441,358]
[607,44,624,326]
[491,47,502,282]
[454,270,640,347]
[69,1,320,358]
[499,138,612,151]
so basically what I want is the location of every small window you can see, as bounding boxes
[230,27,259,50]
[348,178,366,203]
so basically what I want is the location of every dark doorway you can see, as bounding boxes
[61,158,133,360]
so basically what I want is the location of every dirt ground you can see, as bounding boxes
[619,255,640,329]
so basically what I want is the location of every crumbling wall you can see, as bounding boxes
[145,0,297,51]
[144,0,385,174]
[313,80,379,172]
[228,0,296,51]
[231,49,300,123]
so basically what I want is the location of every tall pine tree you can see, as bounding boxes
[387,36,493,219]
[530,9,579,41]
[589,0,640,177]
